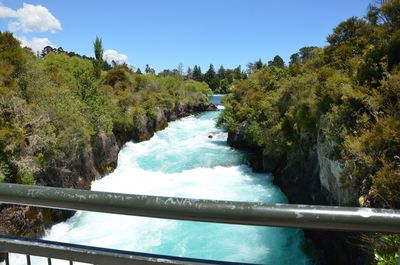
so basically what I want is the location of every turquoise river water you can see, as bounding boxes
[8,96,310,265]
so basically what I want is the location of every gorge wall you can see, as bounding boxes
[227,120,372,265]
[0,102,217,239]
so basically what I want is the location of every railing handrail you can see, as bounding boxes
[0,183,399,233]
[0,234,258,265]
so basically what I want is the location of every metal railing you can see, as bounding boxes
[0,183,399,264]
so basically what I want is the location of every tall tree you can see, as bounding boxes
[41,46,56,57]
[299,46,318,61]
[233,65,245,80]
[177,63,184,77]
[145,64,155,75]
[186,67,193,80]
[255,58,264,70]
[192,65,203,81]
[289,53,301,65]
[103,61,112,71]
[217,65,226,80]
[247,59,264,74]
[93,36,104,79]
[268,55,285,68]
[204,64,219,91]
[327,17,367,45]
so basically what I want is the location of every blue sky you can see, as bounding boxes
[0,0,372,72]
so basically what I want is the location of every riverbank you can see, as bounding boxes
[0,102,217,241]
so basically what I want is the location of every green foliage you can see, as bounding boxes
[0,31,212,189]
[189,64,246,93]
[379,0,400,29]
[356,44,388,87]
[103,65,131,89]
[0,161,10,182]
[268,55,285,68]
[42,52,92,87]
[192,65,203,82]
[93,36,104,79]
[0,31,25,79]
[79,73,113,134]
[371,233,400,264]
[204,64,220,91]
[18,170,36,185]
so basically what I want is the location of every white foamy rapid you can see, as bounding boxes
[7,98,310,265]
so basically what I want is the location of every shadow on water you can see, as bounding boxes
[209,140,228,147]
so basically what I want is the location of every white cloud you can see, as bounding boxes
[103,49,128,65]
[0,5,17,18]
[18,36,55,54]
[1,3,61,33]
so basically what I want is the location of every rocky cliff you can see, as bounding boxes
[227,120,372,265]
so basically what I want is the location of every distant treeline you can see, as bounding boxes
[37,45,297,94]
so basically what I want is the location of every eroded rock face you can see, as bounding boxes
[317,135,352,205]
[225,121,372,265]
[92,132,120,175]
[251,154,285,173]
[79,151,98,182]
[316,117,356,206]
[0,206,74,238]
[38,167,82,189]
[0,206,44,237]
[227,121,254,149]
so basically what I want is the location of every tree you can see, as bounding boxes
[217,65,226,80]
[299,46,318,61]
[192,65,203,81]
[204,64,219,91]
[326,17,368,47]
[289,53,301,65]
[233,65,245,80]
[268,55,285,68]
[374,0,400,28]
[136,68,142,75]
[103,61,112,71]
[225,69,234,83]
[145,64,155,75]
[41,46,56,57]
[247,59,264,74]
[93,36,104,79]
[186,67,193,80]
[177,63,184,77]
[255,58,264,70]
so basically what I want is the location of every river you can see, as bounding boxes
[8,96,310,265]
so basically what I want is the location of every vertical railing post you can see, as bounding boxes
[26,254,31,265]
[397,249,400,265]
[4,253,9,265]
